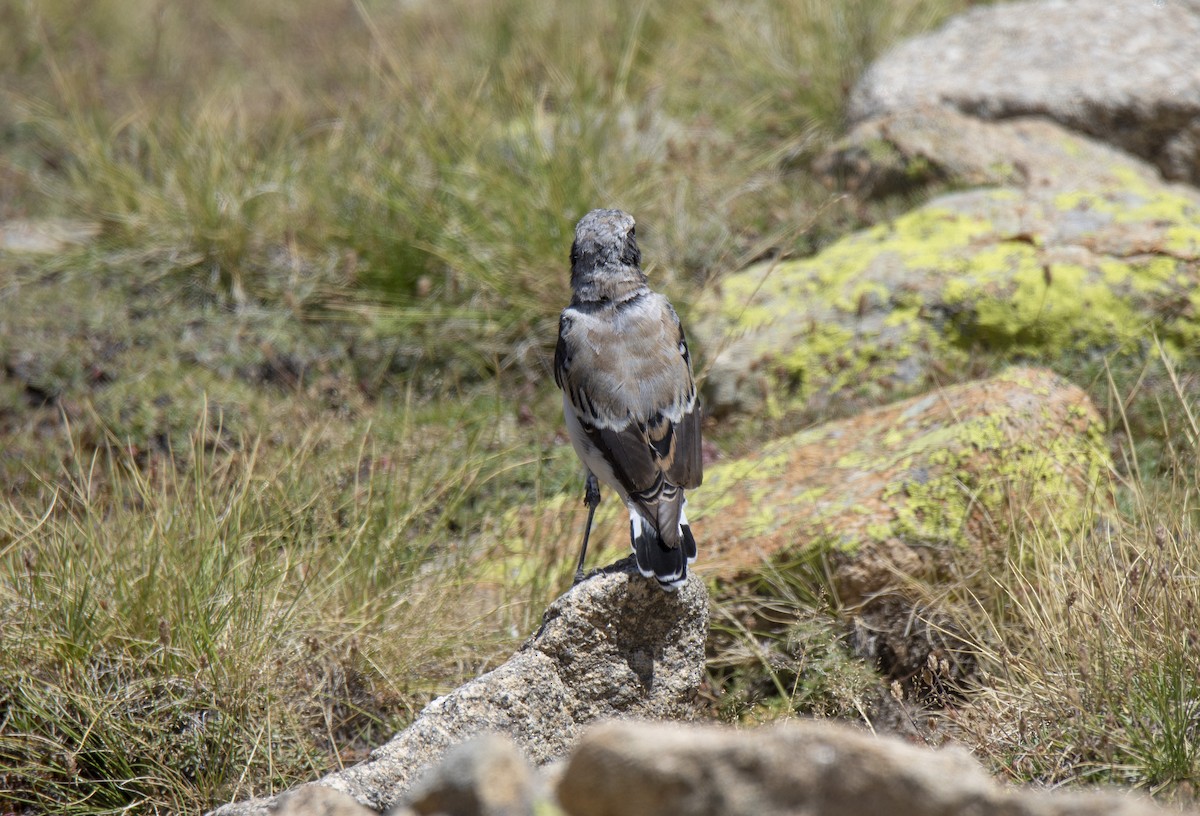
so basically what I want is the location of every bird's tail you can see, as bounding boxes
[630,504,696,591]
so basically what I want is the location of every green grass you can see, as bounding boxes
[703,356,1200,801]
[0,388,566,812]
[7,0,1200,813]
[952,446,1200,798]
[705,556,881,726]
[3,0,959,316]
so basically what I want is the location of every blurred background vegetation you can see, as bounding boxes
[2,0,1197,813]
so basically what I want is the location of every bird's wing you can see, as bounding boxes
[555,295,703,509]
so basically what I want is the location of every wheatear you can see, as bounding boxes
[554,209,703,590]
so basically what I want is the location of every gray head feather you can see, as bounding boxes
[569,208,648,304]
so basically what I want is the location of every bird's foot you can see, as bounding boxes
[583,472,601,510]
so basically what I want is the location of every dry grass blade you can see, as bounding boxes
[950,369,1200,798]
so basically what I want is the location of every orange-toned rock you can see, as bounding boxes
[689,367,1107,602]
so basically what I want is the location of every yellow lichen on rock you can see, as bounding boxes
[699,113,1200,418]
[690,367,1108,603]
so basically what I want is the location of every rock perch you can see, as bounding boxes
[210,558,709,814]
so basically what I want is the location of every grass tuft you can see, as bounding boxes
[951,359,1200,798]
[0,397,541,812]
[705,556,880,725]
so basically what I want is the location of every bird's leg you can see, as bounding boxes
[573,472,602,585]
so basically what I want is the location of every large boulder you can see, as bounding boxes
[692,367,1107,602]
[398,734,536,816]
[210,562,709,815]
[698,122,1200,417]
[557,719,1190,816]
[848,0,1200,184]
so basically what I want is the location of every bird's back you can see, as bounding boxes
[557,292,695,429]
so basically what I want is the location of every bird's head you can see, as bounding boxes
[568,208,647,304]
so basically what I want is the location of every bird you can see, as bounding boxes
[553,208,703,590]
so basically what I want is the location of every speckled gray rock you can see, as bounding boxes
[848,0,1200,184]
[815,107,1174,199]
[394,733,535,816]
[557,719,1189,816]
[210,559,709,816]
[271,786,378,816]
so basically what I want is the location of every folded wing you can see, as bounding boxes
[554,295,703,546]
